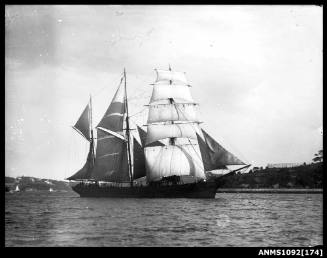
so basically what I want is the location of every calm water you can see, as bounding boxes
[5,191,323,247]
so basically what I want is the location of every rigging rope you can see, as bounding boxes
[127,88,151,102]
[187,138,212,170]
[173,98,248,167]
[196,100,249,164]
[92,72,124,98]
[151,100,206,174]
[129,107,147,118]
[173,100,216,171]
[66,130,73,179]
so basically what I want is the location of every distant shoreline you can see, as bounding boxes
[216,188,323,194]
[6,188,322,194]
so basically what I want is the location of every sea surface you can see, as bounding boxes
[5,191,323,247]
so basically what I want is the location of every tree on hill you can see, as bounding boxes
[312,149,323,163]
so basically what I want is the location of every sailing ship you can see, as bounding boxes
[67,67,249,198]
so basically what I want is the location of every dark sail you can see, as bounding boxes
[137,126,147,146]
[73,103,90,141]
[90,79,130,182]
[201,129,245,167]
[97,80,125,133]
[196,133,225,171]
[67,140,94,180]
[91,129,130,182]
[97,139,129,183]
[133,137,146,179]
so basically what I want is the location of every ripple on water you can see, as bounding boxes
[5,192,323,247]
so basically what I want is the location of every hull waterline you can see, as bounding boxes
[72,181,218,198]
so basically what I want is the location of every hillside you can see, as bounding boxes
[5,176,72,192]
[216,162,323,189]
[5,162,322,192]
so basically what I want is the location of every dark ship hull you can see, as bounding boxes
[72,180,218,198]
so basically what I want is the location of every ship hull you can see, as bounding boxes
[72,181,218,198]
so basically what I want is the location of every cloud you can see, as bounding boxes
[5,5,322,179]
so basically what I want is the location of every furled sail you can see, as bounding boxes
[199,129,246,169]
[73,103,91,141]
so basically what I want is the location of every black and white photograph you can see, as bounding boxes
[5,5,323,247]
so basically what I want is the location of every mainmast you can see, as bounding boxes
[124,68,133,187]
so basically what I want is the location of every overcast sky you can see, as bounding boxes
[5,5,322,180]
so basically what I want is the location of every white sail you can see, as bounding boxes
[155,69,188,84]
[150,84,194,104]
[146,123,201,145]
[147,103,198,124]
[145,144,205,181]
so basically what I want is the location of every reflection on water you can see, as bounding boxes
[5,191,322,246]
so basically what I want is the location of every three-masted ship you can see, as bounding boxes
[67,67,249,198]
